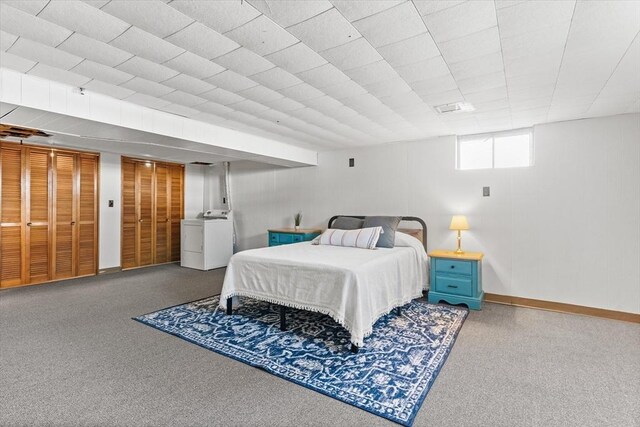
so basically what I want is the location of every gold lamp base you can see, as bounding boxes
[455,230,464,254]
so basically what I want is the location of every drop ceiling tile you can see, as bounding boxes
[395,55,450,83]
[331,1,403,22]
[344,60,398,86]
[463,86,508,104]
[58,33,133,67]
[8,38,83,70]
[497,0,575,39]
[200,87,245,105]
[423,1,497,43]
[238,85,284,104]
[413,0,466,16]
[377,32,439,67]
[320,37,382,71]
[0,31,18,52]
[439,27,501,63]
[205,70,258,92]
[0,3,72,47]
[163,52,225,80]
[116,56,179,83]
[500,23,570,60]
[101,1,193,39]
[161,74,216,96]
[321,80,368,100]
[503,47,564,78]
[2,0,48,15]
[288,8,360,52]
[213,47,274,77]
[124,92,172,109]
[472,97,511,113]
[364,77,412,98]
[161,90,207,107]
[598,36,640,97]
[84,79,135,99]
[411,73,458,96]
[262,96,305,112]
[225,15,298,56]
[420,89,465,106]
[38,0,129,43]
[228,99,270,115]
[379,90,424,109]
[296,63,350,88]
[0,51,36,73]
[303,95,343,113]
[449,52,505,81]
[71,59,134,85]
[278,82,325,101]
[169,0,260,34]
[255,108,291,122]
[341,93,383,110]
[249,67,303,91]
[158,103,201,118]
[509,84,555,102]
[353,2,426,48]
[120,77,175,97]
[494,1,526,10]
[249,0,333,28]
[509,97,552,112]
[111,27,185,63]
[28,63,92,87]
[165,23,239,60]
[265,42,327,74]
[457,71,506,94]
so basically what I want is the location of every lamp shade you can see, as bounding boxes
[449,215,469,231]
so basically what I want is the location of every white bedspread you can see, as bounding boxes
[219,232,427,346]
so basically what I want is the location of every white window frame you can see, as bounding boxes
[456,127,534,170]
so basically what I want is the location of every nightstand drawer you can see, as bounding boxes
[270,233,279,243]
[435,259,472,276]
[293,234,304,242]
[278,234,295,244]
[434,275,473,297]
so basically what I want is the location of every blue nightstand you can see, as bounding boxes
[268,228,322,247]
[428,250,484,310]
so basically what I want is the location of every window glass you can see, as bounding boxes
[494,134,531,168]
[458,137,492,170]
[457,129,532,170]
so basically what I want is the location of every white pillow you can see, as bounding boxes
[311,227,384,250]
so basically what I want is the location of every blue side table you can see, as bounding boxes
[428,250,484,310]
[268,228,322,247]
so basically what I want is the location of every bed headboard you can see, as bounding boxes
[327,216,427,252]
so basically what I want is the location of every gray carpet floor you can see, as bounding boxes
[1,264,638,427]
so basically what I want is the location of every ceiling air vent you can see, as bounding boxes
[190,161,213,166]
[434,102,475,114]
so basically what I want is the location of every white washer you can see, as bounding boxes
[181,211,233,270]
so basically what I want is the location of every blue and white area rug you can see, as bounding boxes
[134,296,468,426]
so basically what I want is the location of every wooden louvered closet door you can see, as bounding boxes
[26,148,51,284]
[0,142,98,288]
[0,145,24,286]
[154,164,170,264]
[120,158,184,269]
[52,152,76,280]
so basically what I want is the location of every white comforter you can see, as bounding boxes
[219,232,427,346]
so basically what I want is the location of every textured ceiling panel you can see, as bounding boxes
[40,0,129,43]
[1,0,637,151]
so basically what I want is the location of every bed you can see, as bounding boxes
[219,216,428,352]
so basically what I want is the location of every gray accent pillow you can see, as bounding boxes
[363,216,401,248]
[331,216,364,230]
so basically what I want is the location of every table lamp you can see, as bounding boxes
[449,215,469,254]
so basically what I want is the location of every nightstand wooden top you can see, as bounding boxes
[269,228,323,234]
[429,250,484,261]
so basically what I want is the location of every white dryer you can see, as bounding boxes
[181,210,233,270]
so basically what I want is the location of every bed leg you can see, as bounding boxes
[350,344,359,354]
[280,305,286,331]
[396,306,402,316]
[226,297,232,315]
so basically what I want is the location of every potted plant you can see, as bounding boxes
[294,212,302,231]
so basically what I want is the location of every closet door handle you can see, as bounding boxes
[70,221,76,225]
[139,219,143,223]
[27,222,32,226]
[166,218,170,222]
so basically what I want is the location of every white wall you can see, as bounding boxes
[229,114,640,314]
[97,157,206,270]
[98,153,122,270]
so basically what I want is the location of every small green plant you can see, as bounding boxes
[294,212,302,227]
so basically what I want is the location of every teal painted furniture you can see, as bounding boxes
[268,228,322,247]
[428,250,484,310]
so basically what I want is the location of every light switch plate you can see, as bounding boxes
[483,187,490,197]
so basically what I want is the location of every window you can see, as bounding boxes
[456,128,533,170]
